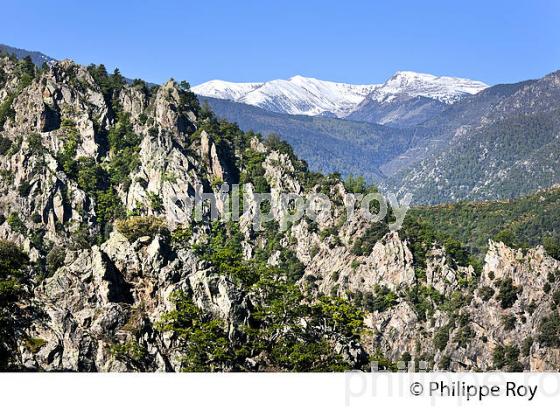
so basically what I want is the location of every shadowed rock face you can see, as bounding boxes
[1,57,559,372]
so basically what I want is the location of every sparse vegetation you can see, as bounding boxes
[478,286,494,301]
[0,240,29,368]
[434,325,451,351]
[537,313,560,348]
[493,344,523,372]
[115,216,169,242]
[495,278,520,309]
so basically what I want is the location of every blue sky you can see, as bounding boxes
[1,0,559,86]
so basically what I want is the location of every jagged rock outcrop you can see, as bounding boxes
[426,246,473,295]
[302,231,415,295]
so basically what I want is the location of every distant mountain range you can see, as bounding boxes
[383,70,560,203]
[200,70,560,204]
[0,43,54,66]
[193,71,488,125]
[2,44,558,205]
[194,76,377,118]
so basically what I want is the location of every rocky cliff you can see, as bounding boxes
[1,56,559,371]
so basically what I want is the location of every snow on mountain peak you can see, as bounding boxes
[191,80,263,101]
[194,75,379,117]
[192,71,488,117]
[371,71,488,104]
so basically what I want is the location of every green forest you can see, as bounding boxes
[409,187,560,259]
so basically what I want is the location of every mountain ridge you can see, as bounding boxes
[382,70,560,203]
[0,43,55,66]
[193,71,488,119]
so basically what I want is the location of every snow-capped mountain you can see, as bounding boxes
[193,76,378,117]
[366,71,488,104]
[193,71,488,120]
[191,80,263,101]
[347,71,488,126]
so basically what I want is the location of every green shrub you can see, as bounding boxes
[406,285,444,320]
[501,314,516,331]
[521,337,533,356]
[110,340,147,363]
[57,123,81,177]
[27,133,44,154]
[16,56,35,88]
[543,236,560,260]
[199,222,261,285]
[278,249,305,283]
[46,247,66,276]
[443,238,469,268]
[115,216,168,242]
[0,95,16,130]
[400,217,439,268]
[478,286,494,301]
[527,301,537,315]
[495,278,520,309]
[269,338,347,372]
[18,181,32,197]
[351,222,389,256]
[104,112,141,188]
[439,354,452,370]
[537,313,560,347]
[69,225,95,250]
[440,290,470,313]
[493,344,523,371]
[156,291,233,371]
[344,175,377,195]
[148,192,164,212]
[434,326,450,351]
[23,337,47,354]
[0,240,28,368]
[401,352,412,363]
[453,325,475,348]
[552,290,560,306]
[311,296,364,338]
[0,241,28,279]
[95,189,125,228]
[0,136,12,155]
[171,225,193,247]
[7,213,25,234]
[240,149,270,193]
[76,157,107,193]
[363,286,397,313]
[494,230,517,248]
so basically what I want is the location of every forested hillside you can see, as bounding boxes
[200,96,412,181]
[409,188,560,259]
[385,72,560,203]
